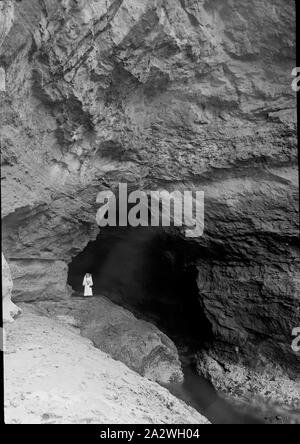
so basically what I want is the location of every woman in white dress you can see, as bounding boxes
[82,273,93,297]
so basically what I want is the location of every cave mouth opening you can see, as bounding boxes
[67,225,213,362]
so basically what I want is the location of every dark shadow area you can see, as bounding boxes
[172,363,263,424]
[68,227,212,355]
[68,226,263,424]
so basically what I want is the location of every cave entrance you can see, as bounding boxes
[68,225,213,362]
[67,225,263,424]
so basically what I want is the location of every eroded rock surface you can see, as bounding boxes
[10,259,71,302]
[35,296,184,384]
[196,350,300,424]
[1,0,298,417]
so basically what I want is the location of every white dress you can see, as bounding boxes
[83,275,93,296]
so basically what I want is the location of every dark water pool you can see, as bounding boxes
[166,364,264,424]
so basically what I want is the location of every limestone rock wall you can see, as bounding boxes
[9,259,71,302]
[0,0,298,377]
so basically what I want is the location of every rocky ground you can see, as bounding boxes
[8,292,297,424]
[35,295,184,385]
[4,304,209,424]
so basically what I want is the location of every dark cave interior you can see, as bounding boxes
[68,225,213,359]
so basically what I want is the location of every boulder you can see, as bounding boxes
[37,296,184,384]
[2,253,21,323]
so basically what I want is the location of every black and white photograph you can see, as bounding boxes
[1,0,299,428]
